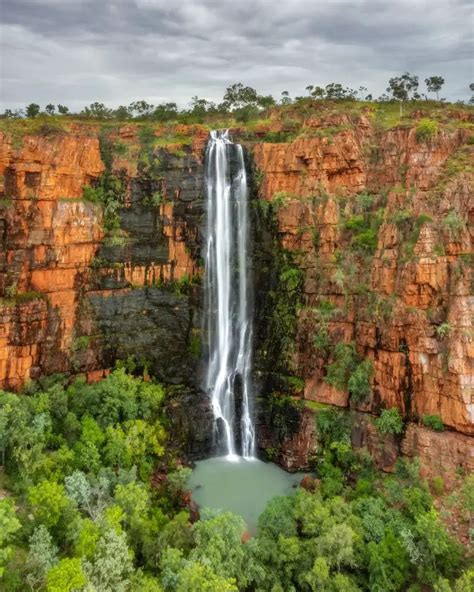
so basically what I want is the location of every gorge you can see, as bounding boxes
[0,99,473,590]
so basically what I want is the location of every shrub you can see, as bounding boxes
[324,343,357,391]
[422,415,444,432]
[375,408,404,435]
[348,359,373,403]
[416,118,438,142]
[431,476,445,496]
[442,210,465,240]
[435,323,452,339]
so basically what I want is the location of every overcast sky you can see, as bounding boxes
[1,0,473,111]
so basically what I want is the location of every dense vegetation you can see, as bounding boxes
[1,371,472,591]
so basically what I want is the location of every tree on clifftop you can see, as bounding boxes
[425,76,445,100]
[26,103,40,118]
[387,72,419,115]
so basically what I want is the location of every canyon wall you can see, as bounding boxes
[0,111,472,479]
[250,111,473,482]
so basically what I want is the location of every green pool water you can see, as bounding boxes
[189,456,304,533]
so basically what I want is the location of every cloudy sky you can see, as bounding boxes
[1,0,472,111]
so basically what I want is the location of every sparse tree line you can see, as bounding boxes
[2,75,473,123]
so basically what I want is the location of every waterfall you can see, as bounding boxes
[204,129,256,461]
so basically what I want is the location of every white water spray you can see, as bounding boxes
[204,130,256,460]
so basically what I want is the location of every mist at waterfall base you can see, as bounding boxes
[189,131,304,533]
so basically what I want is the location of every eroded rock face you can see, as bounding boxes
[252,116,473,441]
[0,115,472,476]
[0,126,205,389]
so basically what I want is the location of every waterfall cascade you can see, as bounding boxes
[204,130,255,460]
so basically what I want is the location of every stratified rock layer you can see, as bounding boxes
[0,113,472,477]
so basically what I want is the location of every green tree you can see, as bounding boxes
[0,498,21,577]
[81,102,112,118]
[26,525,58,590]
[348,359,373,403]
[222,83,259,110]
[160,547,238,592]
[375,408,404,435]
[57,104,69,115]
[26,103,41,118]
[129,100,155,117]
[387,73,419,114]
[28,479,71,528]
[189,510,252,588]
[84,528,133,592]
[46,557,86,592]
[45,104,56,115]
[425,76,445,100]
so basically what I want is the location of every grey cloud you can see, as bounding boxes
[0,0,472,111]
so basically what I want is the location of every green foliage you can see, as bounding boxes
[28,480,71,528]
[436,322,452,339]
[442,210,465,240]
[167,467,192,496]
[416,118,438,142]
[143,190,165,208]
[375,408,405,435]
[46,557,86,592]
[324,343,357,390]
[0,498,21,577]
[26,525,58,590]
[348,358,373,403]
[83,172,124,232]
[422,414,444,432]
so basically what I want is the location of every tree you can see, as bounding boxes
[57,104,69,115]
[153,102,178,122]
[222,83,259,110]
[26,103,41,118]
[280,90,292,105]
[425,76,445,100]
[114,105,131,119]
[128,100,155,118]
[81,102,112,118]
[84,528,133,592]
[387,73,419,115]
[160,547,238,592]
[469,83,474,105]
[46,558,86,592]
[375,408,404,435]
[27,479,71,528]
[25,525,58,590]
[45,104,56,115]
[348,359,373,403]
[0,499,21,577]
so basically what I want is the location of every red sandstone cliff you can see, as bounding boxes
[0,113,472,479]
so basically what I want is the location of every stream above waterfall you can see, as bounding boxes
[189,457,305,534]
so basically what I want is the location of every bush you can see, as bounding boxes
[348,359,373,403]
[422,415,444,432]
[416,118,438,142]
[442,210,465,240]
[324,343,357,391]
[375,408,404,435]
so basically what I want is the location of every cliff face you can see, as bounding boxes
[0,112,472,477]
[251,112,473,480]
[0,125,206,389]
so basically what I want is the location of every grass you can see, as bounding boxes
[0,291,47,307]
